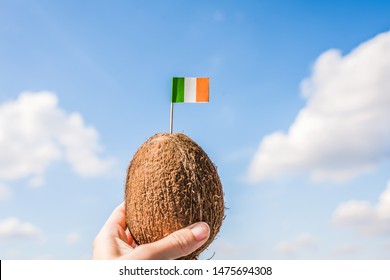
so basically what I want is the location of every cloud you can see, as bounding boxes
[65,232,81,245]
[32,254,55,260]
[203,238,249,259]
[0,91,113,186]
[248,31,390,182]
[332,244,360,258]
[0,182,12,200]
[0,217,43,240]
[333,180,390,235]
[275,233,317,255]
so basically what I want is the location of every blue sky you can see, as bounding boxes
[1,0,390,259]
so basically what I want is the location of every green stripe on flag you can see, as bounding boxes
[172,77,184,102]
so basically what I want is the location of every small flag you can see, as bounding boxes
[171,77,209,103]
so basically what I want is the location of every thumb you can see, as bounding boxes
[133,222,210,260]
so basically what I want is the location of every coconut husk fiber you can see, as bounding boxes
[125,133,224,260]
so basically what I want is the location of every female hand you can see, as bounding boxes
[93,202,210,259]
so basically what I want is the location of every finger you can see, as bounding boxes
[102,202,127,232]
[126,228,136,248]
[133,222,210,260]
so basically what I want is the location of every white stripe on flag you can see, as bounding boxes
[184,78,197,102]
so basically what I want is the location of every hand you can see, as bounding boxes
[93,202,210,259]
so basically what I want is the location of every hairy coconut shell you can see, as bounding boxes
[125,133,224,259]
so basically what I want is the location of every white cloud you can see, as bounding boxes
[0,182,12,200]
[203,238,248,259]
[333,180,390,235]
[65,232,81,245]
[32,254,55,260]
[0,91,113,186]
[275,233,317,255]
[4,249,21,259]
[248,31,390,182]
[0,217,43,240]
[332,244,360,258]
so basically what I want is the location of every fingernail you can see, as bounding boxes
[190,222,210,241]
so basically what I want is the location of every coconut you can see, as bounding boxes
[125,132,224,259]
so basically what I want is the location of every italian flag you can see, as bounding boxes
[171,77,209,103]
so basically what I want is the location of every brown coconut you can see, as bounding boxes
[125,132,224,259]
